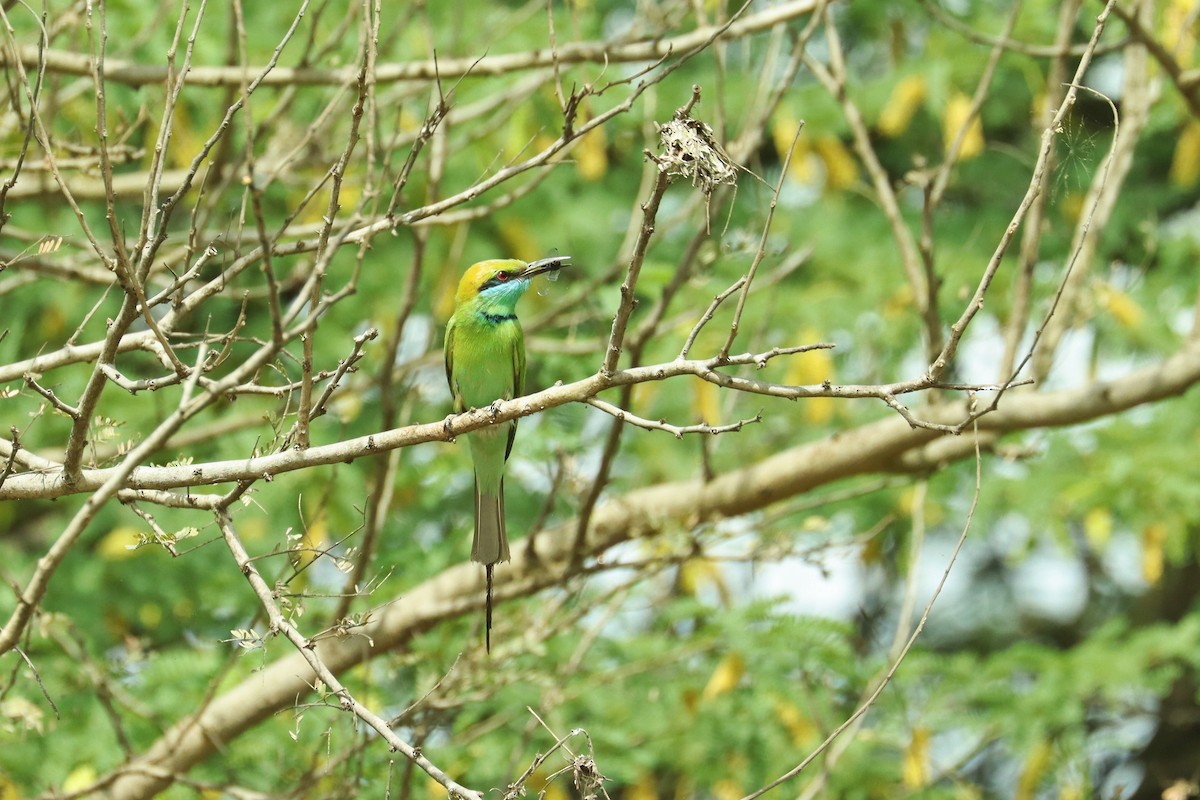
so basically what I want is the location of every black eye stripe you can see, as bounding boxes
[480,271,517,291]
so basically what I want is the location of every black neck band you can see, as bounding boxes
[477,311,516,324]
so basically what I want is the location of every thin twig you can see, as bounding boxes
[23,374,80,418]
[585,397,761,438]
[14,646,59,719]
[310,327,379,421]
[680,277,746,358]
[742,408,985,800]
[717,120,802,360]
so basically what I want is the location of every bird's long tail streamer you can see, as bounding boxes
[485,564,494,654]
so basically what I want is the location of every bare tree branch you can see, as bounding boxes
[0,1,822,87]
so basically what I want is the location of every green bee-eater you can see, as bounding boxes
[444,255,569,651]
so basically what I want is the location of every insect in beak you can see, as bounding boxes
[520,255,571,279]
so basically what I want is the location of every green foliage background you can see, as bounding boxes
[1,1,1199,799]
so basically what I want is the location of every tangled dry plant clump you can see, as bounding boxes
[655,98,740,193]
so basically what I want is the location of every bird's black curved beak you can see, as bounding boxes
[521,255,571,278]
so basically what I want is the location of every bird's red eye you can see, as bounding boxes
[495,271,511,282]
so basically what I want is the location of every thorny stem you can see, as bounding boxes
[215,510,481,799]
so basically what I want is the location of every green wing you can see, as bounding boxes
[444,316,464,412]
[505,322,526,461]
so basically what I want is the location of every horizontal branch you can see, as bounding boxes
[103,338,1200,800]
[0,344,1016,500]
[3,167,193,201]
[1,1,819,87]
[6,338,1200,502]
[0,331,158,385]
